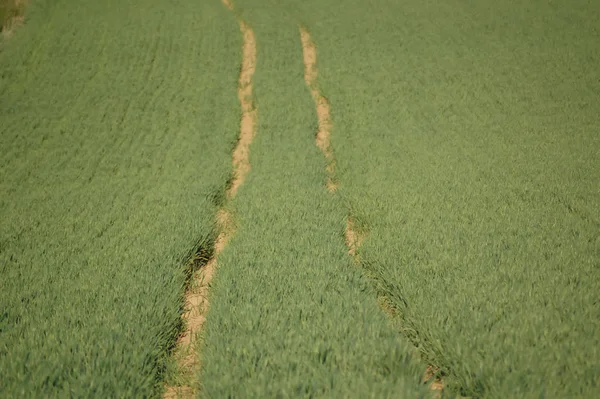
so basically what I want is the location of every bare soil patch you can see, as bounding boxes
[229,20,257,199]
[344,218,365,262]
[423,365,444,394]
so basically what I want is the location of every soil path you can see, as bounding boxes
[299,27,337,192]
[229,19,257,198]
[164,3,256,397]
[299,26,443,396]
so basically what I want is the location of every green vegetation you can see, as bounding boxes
[199,3,432,397]
[290,0,600,397]
[0,0,239,396]
[2,0,598,397]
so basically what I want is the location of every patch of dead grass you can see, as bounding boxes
[1,0,27,40]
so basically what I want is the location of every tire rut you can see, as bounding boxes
[299,26,337,193]
[164,3,256,397]
[299,26,444,396]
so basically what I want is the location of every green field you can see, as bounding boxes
[1,0,599,398]
[199,6,430,397]
[291,0,600,396]
[0,0,240,396]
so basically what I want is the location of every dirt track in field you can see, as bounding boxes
[164,2,256,397]
[299,25,444,396]
[299,26,337,193]
[299,27,367,266]
[344,218,364,261]
[229,19,257,199]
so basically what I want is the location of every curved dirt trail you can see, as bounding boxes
[229,19,257,199]
[300,27,364,262]
[299,26,443,396]
[164,3,256,397]
[299,27,337,193]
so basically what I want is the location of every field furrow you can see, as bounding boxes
[299,27,336,193]
[164,2,257,396]
[300,25,445,395]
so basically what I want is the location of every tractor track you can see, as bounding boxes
[299,25,444,396]
[164,2,256,397]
